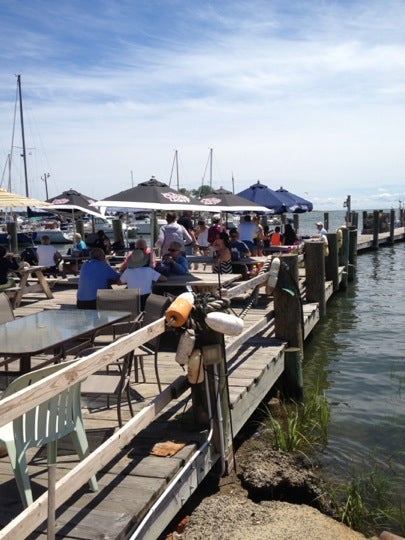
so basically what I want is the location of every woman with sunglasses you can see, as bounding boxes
[212,232,233,274]
[158,241,189,276]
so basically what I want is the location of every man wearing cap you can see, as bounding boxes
[316,222,327,235]
[119,249,167,310]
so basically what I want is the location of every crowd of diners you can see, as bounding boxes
[74,211,305,309]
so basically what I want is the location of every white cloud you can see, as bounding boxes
[0,0,404,210]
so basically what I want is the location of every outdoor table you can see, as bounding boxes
[0,309,131,377]
[10,265,54,308]
[153,272,241,294]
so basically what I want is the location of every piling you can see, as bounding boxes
[282,347,304,401]
[7,222,18,253]
[325,232,339,291]
[389,209,395,244]
[338,226,350,290]
[112,219,124,244]
[304,240,326,316]
[76,220,85,239]
[274,262,304,357]
[348,228,358,281]
[373,210,379,249]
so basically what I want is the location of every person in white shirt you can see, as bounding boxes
[35,235,61,276]
[119,249,167,310]
[155,212,192,256]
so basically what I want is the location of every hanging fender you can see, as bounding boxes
[175,330,196,366]
[266,257,280,294]
[205,311,244,336]
[187,349,204,384]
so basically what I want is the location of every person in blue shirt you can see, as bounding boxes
[76,248,120,309]
[73,233,87,251]
[157,241,189,276]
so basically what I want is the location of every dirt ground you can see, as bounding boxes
[164,435,380,540]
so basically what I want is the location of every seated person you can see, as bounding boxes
[76,248,120,309]
[120,238,155,272]
[118,249,167,310]
[212,232,233,274]
[157,241,189,276]
[0,245,19,290]
[283,223,298,245]
[36,235,62,277]
[93,230,111,254]
[228,228,250,279]
[73,233,87,251]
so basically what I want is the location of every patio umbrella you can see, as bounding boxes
[93,176,211,244]
[237,181,313,214]
[43,189,104,218]
[199,187,269,213]
[94,176,210,213]
[0,188,50,208]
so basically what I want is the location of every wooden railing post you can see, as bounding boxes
[304,240,326,316]
[7,221,18,253]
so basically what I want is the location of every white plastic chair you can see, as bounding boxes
[0,360,98,508]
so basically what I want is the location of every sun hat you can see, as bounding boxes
[316,222,324,227]
[127,249,148,269]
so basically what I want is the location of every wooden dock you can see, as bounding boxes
[0,226,404,539]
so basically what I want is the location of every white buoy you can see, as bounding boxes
[175,330,196,366]
[205,312,244,336]
[266,257,280,294]
[187,349,204,384]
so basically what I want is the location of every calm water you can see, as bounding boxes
[303,238,405,500]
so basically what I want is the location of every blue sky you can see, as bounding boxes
[0,0,404,210]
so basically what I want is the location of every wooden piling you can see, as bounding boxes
[323,212,329,232]
[112,219,124,244]
[76,220,85,239]
[389,209,395,244]
[274,262,304,357]
[325,233,339,291]
[348,228,358,281]
[280,253,299,284]
[7,222,18,253]
[304,240,326,316]
[373,210,379,249]
[338,226,350,290]
[283,347,304,401]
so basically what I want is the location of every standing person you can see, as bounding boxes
[195,219,209,255]
[36,235,62,276]
[0,245,19,290]
[76,248,120,309]
[252,215,264,255]
[283,223,298,245]
[270,226,282,246]
[212,232,233,274]
[238,215,257,254]
[118,249,167,310]
[316,222,328,235]
[177,211,196,255]
[228,228,250,279]
[155,212,192,257]
[207,214,225,249]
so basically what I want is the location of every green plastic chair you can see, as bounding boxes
[0,360,98,508]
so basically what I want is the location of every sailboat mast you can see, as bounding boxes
[209,147,213,189]
[17,74,29,197]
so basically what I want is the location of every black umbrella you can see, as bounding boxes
[94,177,208,212]
[199,187,268,212]
[237,181,313,214]
[45,189,104,217]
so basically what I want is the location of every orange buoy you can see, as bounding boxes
[165,292,194,327]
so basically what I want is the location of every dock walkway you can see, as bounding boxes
[0,227,404,539]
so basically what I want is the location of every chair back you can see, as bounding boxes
[97,288,141,317]
[0,292,14,324]
[2,360,81,449]
[142,294,171,347]
[97,288,141,335]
